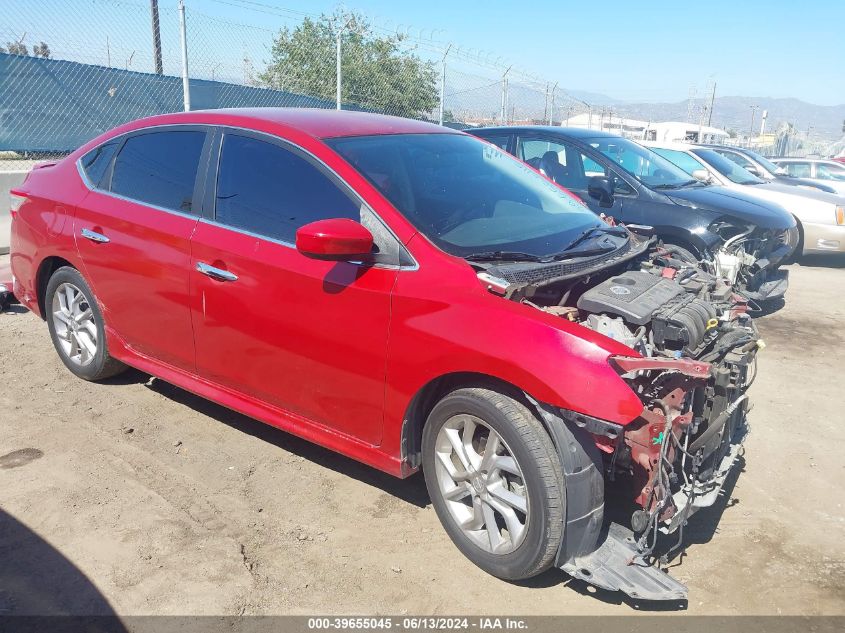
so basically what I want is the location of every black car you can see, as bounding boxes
[470,126,797,302]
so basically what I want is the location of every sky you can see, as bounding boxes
[6,0,845,105]
[192,0,845,105]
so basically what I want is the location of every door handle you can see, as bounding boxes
[81,228,110,244]
[196,261,238,282]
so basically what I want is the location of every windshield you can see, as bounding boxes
[650,147,709,175]
[692,148,764,185]
[328,133,603,258]
[583,136,696,189]
[742,149,783,175]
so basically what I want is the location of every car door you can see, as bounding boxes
[74,126,210,372]
[514,134,633,220]
[189,128,404,445]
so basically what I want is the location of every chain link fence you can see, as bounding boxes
[0,0,600,173]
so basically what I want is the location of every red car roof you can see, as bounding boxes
[127,108,458,140]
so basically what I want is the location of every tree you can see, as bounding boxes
[32,41,51,58]
[5,41,28,56]
[260,12,438,119]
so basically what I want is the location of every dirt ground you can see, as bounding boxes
[1,253,843,616]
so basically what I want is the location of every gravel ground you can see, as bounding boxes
[0,253,843,616]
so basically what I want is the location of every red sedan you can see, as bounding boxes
[9,109,759,601]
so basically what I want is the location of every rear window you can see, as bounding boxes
[80,141,119,188]
[110,130,206,213]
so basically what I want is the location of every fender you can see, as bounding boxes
[380,236,645,465]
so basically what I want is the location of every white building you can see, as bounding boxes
[564,113,728,144]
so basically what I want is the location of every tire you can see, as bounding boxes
[661,242,700,265]
[783,221,803,265]
[422,387,564,580]
[45,266,127,381]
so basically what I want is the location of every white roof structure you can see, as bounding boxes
[564,113,728,144]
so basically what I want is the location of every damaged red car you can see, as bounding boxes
[8,109,761,601]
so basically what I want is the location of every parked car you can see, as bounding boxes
[643,141,845,255]
[470,126,796,302]
[10,109,763,602]
[771,158,845,195]
[698,145,838,194]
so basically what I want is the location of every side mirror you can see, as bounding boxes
[296,218,374,261]
[587,176,615,208]
[691,169,711,183]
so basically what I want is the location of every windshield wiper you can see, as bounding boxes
[464,250,545,263]
[559,225,626,252]
[652,179,698,190]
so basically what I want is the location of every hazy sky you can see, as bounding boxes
[8,0,845,105]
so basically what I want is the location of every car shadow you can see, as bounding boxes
[0,508,125,623]
[132,373,431,509]
[794,253,845,269]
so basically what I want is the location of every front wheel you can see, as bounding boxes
[45,266,127,381]
[422,388,564,580]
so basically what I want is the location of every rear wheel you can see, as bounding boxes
[45,266,126,381]
[422,387,564,580]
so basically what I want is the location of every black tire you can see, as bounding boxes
[661,241,700,265]
[422,387,564,580]
[45,266,127,381]
[783,221,803,265]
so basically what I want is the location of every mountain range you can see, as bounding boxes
[567,92,845,140]
[448,80,844,140]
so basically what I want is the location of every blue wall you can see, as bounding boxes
[0,53,337,152]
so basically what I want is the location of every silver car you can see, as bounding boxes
[772,158,845,196]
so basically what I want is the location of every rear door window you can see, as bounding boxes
[479,134,511,151]
[110,130,206,214]
[80,141,119,188]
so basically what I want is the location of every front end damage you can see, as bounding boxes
[476,231,761,601]
[697,223,795,303]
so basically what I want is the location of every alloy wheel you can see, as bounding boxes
[51,282,98,367]
[433,414,530,554]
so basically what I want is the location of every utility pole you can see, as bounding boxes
[178,0,190,111]
[749,105,759,142]
[543,83,549,124]
[500,66,512,124]
[150,0,163,74]
[548,82,557,125]
[707,81,716,127]
[438,44,452,126]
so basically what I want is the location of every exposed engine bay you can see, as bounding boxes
[693,223,795,303]
[474,229,761,599]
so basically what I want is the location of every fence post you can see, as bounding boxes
[438,44,451,126]
[178,0,191,111]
